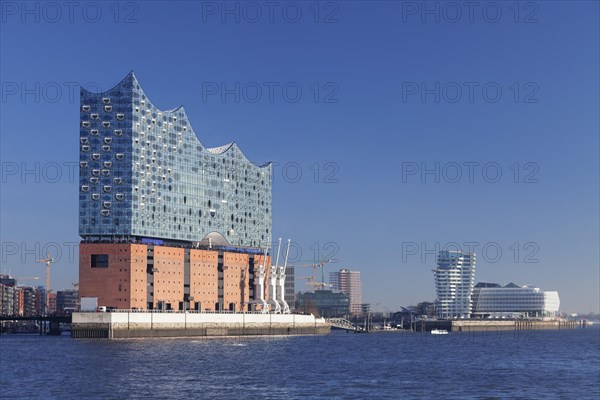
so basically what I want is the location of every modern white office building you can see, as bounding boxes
[471,282,560,318]
[433,250,476,319]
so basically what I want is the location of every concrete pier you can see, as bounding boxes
[451,319,578,332]
[71,311,330,339]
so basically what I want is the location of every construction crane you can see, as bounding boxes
[289,262,319,290]
[290,259,333,291]
[297,276,333,291]
[296,275,316,290]
[35,253,56,314]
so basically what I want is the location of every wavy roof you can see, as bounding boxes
[206,142,234,154]
[82,71,271,169]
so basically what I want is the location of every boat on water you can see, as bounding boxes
[431,329,448,335]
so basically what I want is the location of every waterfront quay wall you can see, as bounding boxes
[72,311,330,339]
[450,320,578,332]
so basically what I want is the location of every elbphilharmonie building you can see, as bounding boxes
[79,71,272,248]
[78,72,274,311]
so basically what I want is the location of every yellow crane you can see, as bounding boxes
[290,260,333,291]
[35,253,56,314]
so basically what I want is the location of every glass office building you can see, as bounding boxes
[79,71,272,249]
[433,250,476,319]
[296,290,350,318]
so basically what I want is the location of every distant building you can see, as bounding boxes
[285,266,295,311]
[433,250,476,319]
[408,301,436,318]
[35,286,46,315]
[48,292,57,314]
[0,278,58,316]
[296,290,349,318]
[329,269,362,315]
[56,290,79,314]
[0,285,16,316]
[15,287,25,316]
[0,275,16,286]
[471,282,560,318]
[361,303,371,315]
[0,275,17,316]
[21,287,37,316]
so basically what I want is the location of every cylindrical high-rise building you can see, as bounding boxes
[433,250,476,319]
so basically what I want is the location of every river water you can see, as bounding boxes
[1,328,599,399]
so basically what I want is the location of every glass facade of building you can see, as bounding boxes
[296,290,350,318]
[433,250,476,319]
[79,72,272,249]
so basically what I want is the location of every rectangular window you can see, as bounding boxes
[91,254,109,268]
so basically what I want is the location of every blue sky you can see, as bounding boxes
[1,1,598,313]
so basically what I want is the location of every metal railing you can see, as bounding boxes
[326,318,363,331]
